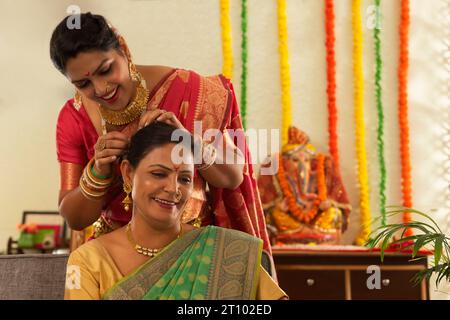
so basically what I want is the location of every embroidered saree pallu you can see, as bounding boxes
[103,226,262,300]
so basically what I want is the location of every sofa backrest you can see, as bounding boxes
[0,254,68,300]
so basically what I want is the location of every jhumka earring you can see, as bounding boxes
[73,91,82,110]
[122,183,133,211]
[128,61,141,82]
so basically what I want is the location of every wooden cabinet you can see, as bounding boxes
[273,250,429,300]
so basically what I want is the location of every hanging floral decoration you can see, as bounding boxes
[220,0,233,79]
[373,0,388,227]
[324,0,340,169]
[352,0,372,245]
[398,0,413,236]
[277,0,293,146]
[240,0,248,129]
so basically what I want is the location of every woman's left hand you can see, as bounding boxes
[154,111,186,131]
[139,109,187,132]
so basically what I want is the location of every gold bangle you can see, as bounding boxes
[79,175,106,197]
[79,178,106,200]
[80,175,109,193]
[85,158,115,186]
[196,142,217,171]
[82,165,112,189]
[79,170,109,199]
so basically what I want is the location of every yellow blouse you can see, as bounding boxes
[64,239,287,300]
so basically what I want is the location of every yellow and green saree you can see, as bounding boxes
[102,226,262,300]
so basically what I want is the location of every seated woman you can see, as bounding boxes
[65,122,287,300]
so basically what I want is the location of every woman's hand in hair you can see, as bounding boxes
[93,131,130,177]
[137,109,166,130]
[154,111,187,132]
[139,109,188,134]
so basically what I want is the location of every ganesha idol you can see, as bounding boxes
[257,126,352,246]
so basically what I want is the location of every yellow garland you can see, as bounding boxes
[352,0,372,245]
[220,0,233,79]
[277,0,292,146]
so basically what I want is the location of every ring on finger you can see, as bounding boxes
[96,138,106,152]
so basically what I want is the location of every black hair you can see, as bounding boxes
[127,122,196,169]
[49,12,120,74]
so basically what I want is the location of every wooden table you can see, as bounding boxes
[273,249,429,300]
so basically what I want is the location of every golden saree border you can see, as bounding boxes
[60,162,83,191]
[206,227,262,299]
[147,70,181,110]
[193,74,230,133]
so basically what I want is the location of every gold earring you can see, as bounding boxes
[128,61,141,82]
[73,91,82,110]
[122,183,132,211]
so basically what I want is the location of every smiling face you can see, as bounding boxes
[122,143,195,230]
[65,49,135,111]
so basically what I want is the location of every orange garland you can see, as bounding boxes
[398,0,413,235]
[277,153,327,224]
[324,0,340,169]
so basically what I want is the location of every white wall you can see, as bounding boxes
[0,0,448,298]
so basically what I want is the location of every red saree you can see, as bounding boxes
[57,69,271,253]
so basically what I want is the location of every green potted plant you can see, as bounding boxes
[366,206,449,287]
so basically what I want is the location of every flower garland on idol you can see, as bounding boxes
[398,0,413,236]
[373,0,388,227]
[324,0,340,170]
[352,0,372,245]
[277,0,293,146]
[240,0,248,129]
[220,0,233,79]
[277,153,327,224]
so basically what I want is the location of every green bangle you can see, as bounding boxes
[90,162,111,180]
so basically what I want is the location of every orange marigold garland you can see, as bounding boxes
[324,0,340,169]
[277,153,327,224]
[398,0,413,236]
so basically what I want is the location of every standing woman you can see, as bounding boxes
[50,13,271,256]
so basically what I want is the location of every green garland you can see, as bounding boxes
[374,0,387,226]
[240,0,248,129]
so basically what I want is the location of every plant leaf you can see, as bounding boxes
[434,235,443,267]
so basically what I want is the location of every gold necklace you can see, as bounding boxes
[125,222,182,258]
[99,77,149,126]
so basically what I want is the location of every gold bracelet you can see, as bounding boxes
[196,140,217,171]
